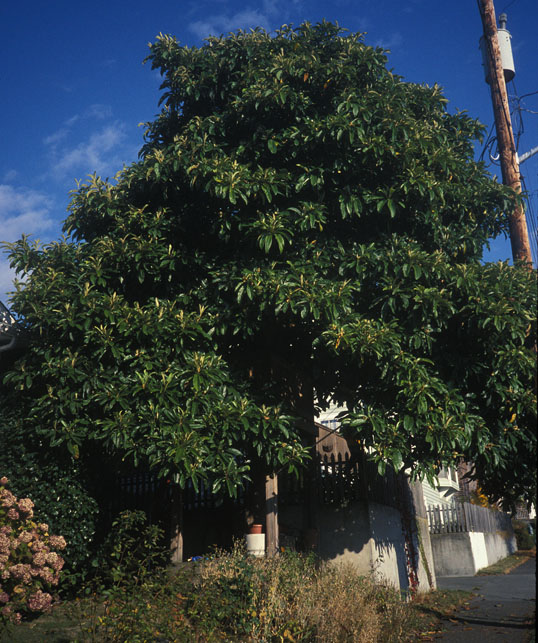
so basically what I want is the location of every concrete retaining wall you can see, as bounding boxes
[484,531,517,564]
[316,499,411,590]
[416,515,437,590]
[316,500,374,574]
[280,480,437,593]
[314,498,435,593]
[431,530,517,577]
[368,501,410,590]
[431,532,478,576]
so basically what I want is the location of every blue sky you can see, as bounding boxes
[1,0,537,304]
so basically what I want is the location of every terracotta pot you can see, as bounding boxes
[249,524,263,534]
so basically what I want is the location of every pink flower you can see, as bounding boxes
[8,564,32,583]
[51,557,64,572]
[27,590,52,612]
[17,531,33,544]
[7,508,19,521]
[0,592,9,603]
[37,523,49,533]
[17,498,34,515]
[38,568,54,584]
[0,490,15,509]
[32,552,47,567]
[48,535,67,550]
[0,477,8,485]
[45,552,59,566]
[0,534,10,555]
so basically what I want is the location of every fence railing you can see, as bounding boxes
[114,452,402,515]
[427,502,513,534]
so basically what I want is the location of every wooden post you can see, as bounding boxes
[478,0,533,265]
[304,434,319,551]
[170,486,184,563]
[265,473,279,557]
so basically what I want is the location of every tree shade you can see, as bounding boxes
[3,22,536,506]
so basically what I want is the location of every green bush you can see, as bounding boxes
[78,544,412,642]
[0,478,67,624]
[512,520,536,550]
[93,510,169,588]
[74,510,172,642]
[0,406,100,588]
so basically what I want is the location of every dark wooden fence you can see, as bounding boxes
[113,471,246,514]
[113,452,401,514]
[278,452,400,508]
[427,502,513,534]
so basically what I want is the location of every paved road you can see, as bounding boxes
[435,557,536,641]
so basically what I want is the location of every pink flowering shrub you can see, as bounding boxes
[0,477,66,624]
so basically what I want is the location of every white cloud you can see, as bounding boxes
[43,104,137,182]
[85,104,113,120]
[190,9,272,38]
[2,170,18,183]
[0,185,55,242]
[0,184,56,304]
[43,103,133,180]
[49,122,129,180]
[43,127,71,147]
[374,32,403,51]
[188,0,292,39]
[0,258,17,304]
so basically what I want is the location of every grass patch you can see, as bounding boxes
[0,602,79,642]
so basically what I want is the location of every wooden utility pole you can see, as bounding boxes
[478,0,533,266]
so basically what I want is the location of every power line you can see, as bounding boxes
[521,174,538,263]
[518,90,538,100]
[500,0,520,11]
[509,81,538,264]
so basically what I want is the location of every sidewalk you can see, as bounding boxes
[435,557,536,641]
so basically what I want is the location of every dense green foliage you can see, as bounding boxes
[512,520,536,551]
[0,405,100,582]
[2,22,536,505]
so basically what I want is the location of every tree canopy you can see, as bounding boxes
[3,22,536,506]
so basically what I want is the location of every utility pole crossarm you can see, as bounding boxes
[519,146,538,164]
